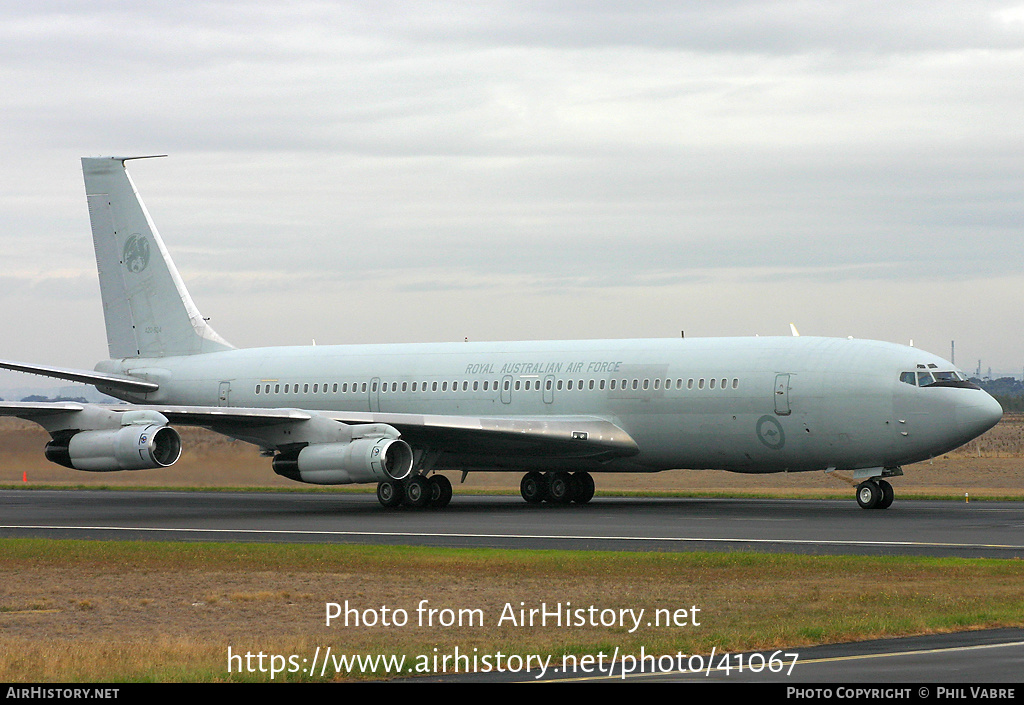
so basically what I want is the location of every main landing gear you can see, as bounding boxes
[376,474,453,509]
[855,479,894,510]
[520,471,595,505]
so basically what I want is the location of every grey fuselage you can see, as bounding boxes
[95,335,1003,475]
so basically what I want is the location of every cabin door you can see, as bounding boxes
[774,374,792,416]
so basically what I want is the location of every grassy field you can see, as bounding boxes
[2,540,1024,682]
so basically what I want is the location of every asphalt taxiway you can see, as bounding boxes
[405,628,1024,683]
[2,489,1023,559]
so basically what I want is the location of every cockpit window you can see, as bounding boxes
[900,369,977,389]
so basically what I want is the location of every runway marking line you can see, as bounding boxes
[3,524,1024,551]
[546,639,1024,682]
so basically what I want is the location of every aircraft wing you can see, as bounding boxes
[318,410,639,459]
[0,401,638,461]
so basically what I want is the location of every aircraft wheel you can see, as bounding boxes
[547,471,574,504]
[377,480,403,508]
[520,471,547,504]
[571,472,595,504]
[428,474,453,508]
[877,479,894,509]
[403,475,431,508]
[856,480,881,509]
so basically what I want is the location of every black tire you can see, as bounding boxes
[877,479,894,509]
[571,472,595,504]
[547,471,573,504]
[403,475,431,508]
[520,471,547,503]
[377,480,403,508]
[856,480,881,509]
[428,474,453,508]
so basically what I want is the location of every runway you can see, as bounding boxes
[2,489,1023,559]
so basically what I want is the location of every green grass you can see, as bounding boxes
[2,538,1024,681]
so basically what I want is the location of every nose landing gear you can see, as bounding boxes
[856,479,894,509]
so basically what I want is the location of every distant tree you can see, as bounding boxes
[993,395,1024,413]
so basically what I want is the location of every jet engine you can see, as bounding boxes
[45,424,182,471]
[272,437,414,485]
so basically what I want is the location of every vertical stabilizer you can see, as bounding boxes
[82,156,233,358]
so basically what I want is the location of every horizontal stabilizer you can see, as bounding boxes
[0,359,159,393]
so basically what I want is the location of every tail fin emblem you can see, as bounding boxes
[123,234,151,273]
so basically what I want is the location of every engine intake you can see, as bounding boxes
[272,438,414,485]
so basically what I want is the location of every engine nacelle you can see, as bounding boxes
[272,438,414,485]
[45,424,182,472]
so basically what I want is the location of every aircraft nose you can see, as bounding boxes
[957,391,1003,441]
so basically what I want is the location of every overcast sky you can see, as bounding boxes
[1,1,1022,390]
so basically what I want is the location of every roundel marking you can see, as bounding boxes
[756,415,785,450]
[123,234,150,273]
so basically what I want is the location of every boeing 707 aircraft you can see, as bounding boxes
[0,157,1004,510]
